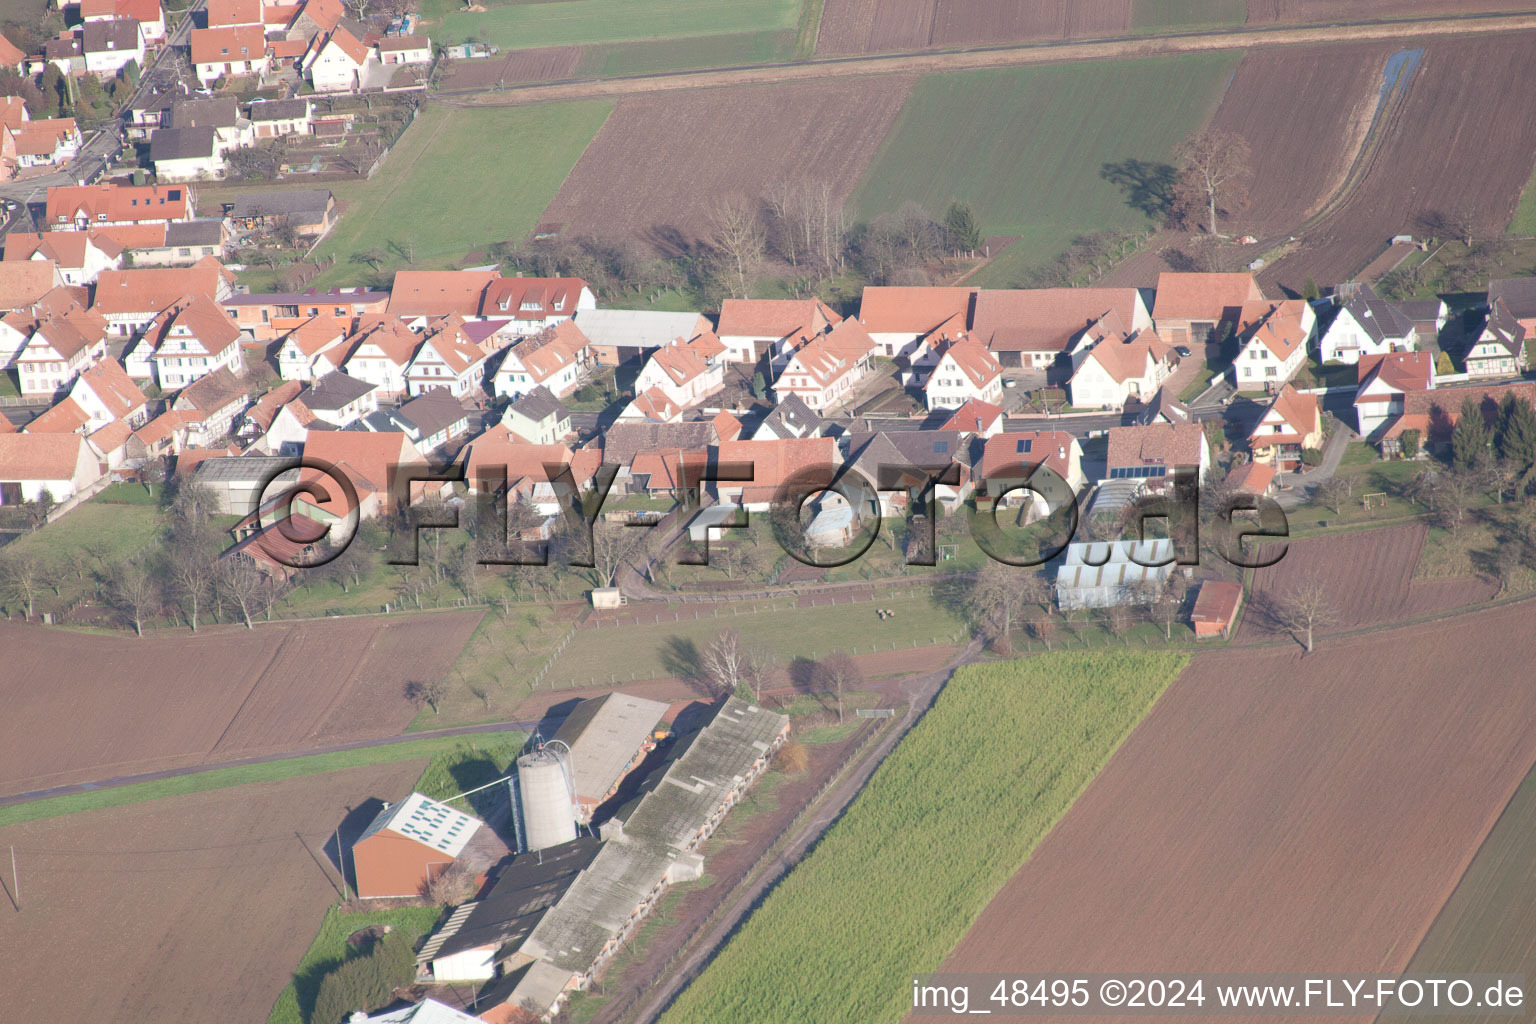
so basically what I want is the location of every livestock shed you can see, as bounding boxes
[550,692,670,822]
[192,454,299,514]
[1064,538,1174,566]
[1191,580,1243,639]
[351,792,483,899]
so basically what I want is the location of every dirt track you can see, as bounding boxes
[445,11,1536,106]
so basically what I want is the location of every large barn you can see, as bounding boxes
[351,792,483,899]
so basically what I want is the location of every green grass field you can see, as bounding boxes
[1378,762,1536,1024]
[1507,161,1536,236]
[423,0,801,51]
[310,101,613,284]
[266,904,446,1024]
[661,650,1189,1024]
[851,53,1239,286]
[1130,0,1245,31]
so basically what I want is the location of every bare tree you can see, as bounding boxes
[1271,577,1335,652]
[107,560,160,636]
[405,678,448,714]
[960,560,1047,652]
[813,651,862,724]
[0,551,45,619]
[167,543,218,631]
[699,628,747,697]
[1172,128,1252,236]
[216,556,266,629]
[421,861,477,906]
[708,196,766,299]
[740,641,779,703]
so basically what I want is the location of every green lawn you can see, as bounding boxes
[851,53,1240,286]
[0,369,18,397]
[0,733,499,828]
[424,0,801,50]
[1130,0,1245,31]
[266,904,446,1024]
[310,101,613,283]
[661,650,1189,1024]
[412,732,526,817]
[1507,159,1536,236]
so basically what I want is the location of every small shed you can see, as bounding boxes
[1190,580,1243,639]
[590,587,625,609]
[351,792,483,899]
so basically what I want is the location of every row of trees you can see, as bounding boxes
[310,927,416,1024]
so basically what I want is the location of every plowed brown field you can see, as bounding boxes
[540,77,913,253]
[0,761,426,1024]
[438,46,582,91]
[1266,33,1536,288]
[815,0,1132,55]
[1241,522,1494,640]
[928,600,1536,1021]
[0,611,483,797]
[1211,43,1389,235]
[1247,0,1532,23]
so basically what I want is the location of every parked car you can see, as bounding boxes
[1175,346,1192,357]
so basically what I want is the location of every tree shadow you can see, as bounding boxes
[1100,158,1177,221]
[660,635,701,681]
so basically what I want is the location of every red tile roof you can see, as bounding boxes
[1085,326,1173,384]
[206,0,260,26]
[1191,580,1243,627]
[1152,272,1266,323]
[716,297,840,338]
[24,396,91,434]
[81,0,160,22]
[0,33,24,67]
[856,286,975,335]
[303,430,421,498]
[190,25,266,65]
[1237,299,1309,360]
[1356,351,1433,398]
[387,270,499,318]
[980,431,1077,482]
[624,386,681,422]
[940,397,1003,434]
[479,276,590,320]
[935,338,1000,389]
[715,437,838,504]
[76,358,146,419]
[1226,459,1275,496]
[92,262,228,315]
[1106,422,1206,470]
[46,183,191,227]
[970,287,1145,354]
[0,261,61,310]
[1249,384,1319,448]
[0,432,91,479]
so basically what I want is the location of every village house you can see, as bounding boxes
[715,297,840,366]
[855,286,976,360]
[146,294,244,389]
[342,316,422,396]
[149,126,223,182]
[1487,278,1536,337]
[977,430,1084,520]
[614,387,682,423]
[228,190,336,237]
[275,315,349,381]
[1150,271,1266,348]
[924,338,1002,411]
[1465,297,1528,378]
[1226,459,1277,499]
[237,379,302,449]
[376,33,430,64]
[1248,384,1322,472]
[939,397,1005,438]
[191,24,268,86]
[305,22,371,92]
[100,220,227,267]
[478,275,596,335]
[1380,382,1536,457]
[1105,422,1210,489]
[493,319,590,400]
[295,370,376,427]
[0,432,102,505]
[771,318,876,411]
[752,393,823,440]
[1232,299,1316,391]
[573,308,711,367]
[0,100,81,174]
[711,436,839,512]
[301,428,428,515]
[1068,326,1176,409]
[206,0,263,27]
[350,793,483,900]
[387,387,470,451]
[93,258,234,340]
[69,358,148,431]
[45,182,192,231]
[3,231,121,286]
[1318,282,1418,364]
[247,98,313,138]
[503,385,572,445]
[387,270,500,319]
[632,331,727,410]
[81,18,144,76]
[221,286,387,341]
[166,95,252,155]
[1354,350,1434,437]
[81,0,164,44]
[169,366,249,447]
[14,308,109,397]
[841,429,971,516]
[970,287,1151,371]
[0,261,66,316]
[405,317,487,397]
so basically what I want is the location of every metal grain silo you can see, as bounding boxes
[515,747,577,853]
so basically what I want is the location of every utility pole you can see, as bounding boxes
[335,828,348,901]
[10,846,18,910]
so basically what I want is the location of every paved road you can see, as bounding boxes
[443,11,1536,107]
[0,709,560,810]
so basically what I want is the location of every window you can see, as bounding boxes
[1016,439,1032,454]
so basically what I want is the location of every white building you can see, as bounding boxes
[147,295,244,389]
[492,320,589,400]
[1233,299,1315,390]
[1067,327,1175,409]
[924,339,1002,411]
[1319,283,1417,365]
[632,331,727,410]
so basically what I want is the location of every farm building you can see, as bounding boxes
[416,836,601,984]
[1190,580,1243,639]
[227,189,336,237]
[502,698,789,1020]
[573,308,711,367]
[1225,460,1276,498]
[358,997,485,1023]
[351,792,483,899]
[549,692,670,822]
[1055,539,1173,611]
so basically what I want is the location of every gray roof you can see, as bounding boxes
[572,308,706,351]
[247,98,311,122]
[390,387,467,439]
[1140,389,1191,426]
[509,384,568,425]
[755,393,822,439]
[82,18,139,53]
[1337,282,1415,345]
[1489,278,1536,320]
[298,370,375,411]
[165,219,225,247]
[228,189,334,220]
[168,96,238,130]
[597,421,718,465]
[1482,298,1527,357]
[193,453,299,483]
[150,126,216,161]
[551,692,669,805]
[846,429,963,471]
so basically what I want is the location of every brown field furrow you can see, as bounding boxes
[540,77,914,254]
[0,762,426,1024]
[1246,0,1534,24]
[437,45,583,92]
[927,600,1536,1024]
[815,0,1132,55]
[1265,33,1536,289]
[0,612,483,796]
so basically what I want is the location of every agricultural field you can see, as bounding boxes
[661,651,1189,1024]
[1241,522,1494,641]
[436,45,583,92]
[1379,762,1536,1024]
[1245,0,1532,23]
[933,601,1536,1001]
[0,760,427,1024]
[541,78,912,254]
[1208,43,1391,236]
[1265,33,1536,290]
[0,610,483,797]
[311,101,613,284]
[421,0,801,51]
[850,54,1238,285]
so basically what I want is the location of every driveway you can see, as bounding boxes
[1273,413,1356,507]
